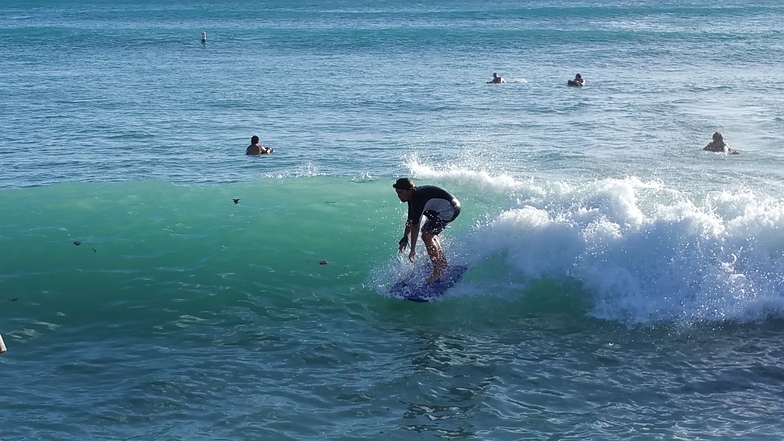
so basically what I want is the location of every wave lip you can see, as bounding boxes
[453,176,784,325]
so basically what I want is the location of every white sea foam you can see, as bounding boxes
[411,163,784,324]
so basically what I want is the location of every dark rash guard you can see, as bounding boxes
[407,185,461,226]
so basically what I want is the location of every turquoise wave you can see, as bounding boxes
[5,174,784,333]
[1,177,591,330]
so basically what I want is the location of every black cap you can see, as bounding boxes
[393,178,414,190]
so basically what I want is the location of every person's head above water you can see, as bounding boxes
[393,178,415,202]
[712,131,723,142]
[575,73,582,79]
[251,135,259,144]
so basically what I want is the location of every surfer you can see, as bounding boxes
[393,178,461,283]
[703,131,737,154]
[246,135,273,155]
[568,73,585,86]
[488,73,506,84]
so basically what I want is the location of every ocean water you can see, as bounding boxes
[3,0,784,439]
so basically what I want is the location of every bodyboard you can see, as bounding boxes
[390,265,468,302]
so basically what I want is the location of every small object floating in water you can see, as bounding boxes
[9,298,17,302]
[73,241,81,246]
[233,198,240,205]
[0,334,6,355]
[319,260,328,265]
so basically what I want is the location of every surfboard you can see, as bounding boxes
[390,265,468,302]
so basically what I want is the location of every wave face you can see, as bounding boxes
[5,175,784,329]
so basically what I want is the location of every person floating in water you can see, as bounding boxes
[568,73,585,86]
[488,73,506,84]
[393,178,461,283]
[703,131,738,154]
[245,135,273,155]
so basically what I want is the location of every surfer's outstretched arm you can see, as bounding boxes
[407,223,420,262]
[398,221,413,253]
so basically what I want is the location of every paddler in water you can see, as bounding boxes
[488,73,506,84]
[245,135,273,155]
[703,131,738,154]
[393,178,461,283]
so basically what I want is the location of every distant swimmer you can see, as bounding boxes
[703,131,738,154]
[201,32,207,44]
[246,135,273,155]
[567,73,585,87]
[488,73,506,84]
[393,178,461,283]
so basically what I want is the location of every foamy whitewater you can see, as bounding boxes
[2,0,784,439]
